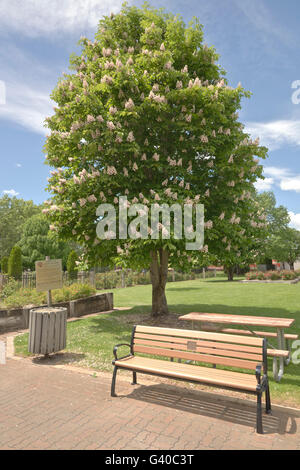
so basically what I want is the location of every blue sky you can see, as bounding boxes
[0,0,300,229]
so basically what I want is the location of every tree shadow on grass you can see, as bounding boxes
[86,302,300,337]
[166,286,205,291]
[168,303,300,323]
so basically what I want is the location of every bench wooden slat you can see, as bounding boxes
[267,349,289,358]
[135,332,263,355]
[116,356,258,383]
[135,336,287,358]
[182,313,294,328]
[135,325,263,347]
[115,356,258,392]
[133,344,259,370]
[218,328,298,340]
[134,338,262,362]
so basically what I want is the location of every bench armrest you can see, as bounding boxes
[256,364,262,386]
[113,343,132,362]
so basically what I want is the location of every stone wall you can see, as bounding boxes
[0,292,113,333]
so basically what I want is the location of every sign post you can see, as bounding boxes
[29,257,66,357]
[46,256,52,307]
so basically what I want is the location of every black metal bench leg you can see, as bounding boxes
[132,371,137,385]
[256,392,263,434]
[111,366,118,397]
[265,383,271,414]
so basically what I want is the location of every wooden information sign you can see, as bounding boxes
[35,259,63,292]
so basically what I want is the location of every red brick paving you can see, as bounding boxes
[0,357,300,450]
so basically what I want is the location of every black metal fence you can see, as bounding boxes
[0,268,219,291]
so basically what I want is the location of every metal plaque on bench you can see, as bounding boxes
[187,340,197,351]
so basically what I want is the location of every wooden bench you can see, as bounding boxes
[111,325,271,434]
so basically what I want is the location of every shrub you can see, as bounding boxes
[3,288,45,309]
[0,277,20,299]
[1,257,9,274]
[8,246,23,280]
[281,270,297,280]
[246,271,264,280]
[257,272,266,280]
[2,282,96,309]
[52,283,96,302]
[269,271,282,280]
[68,283,96,299]
[246,270,298,281]
[67,250,78,280]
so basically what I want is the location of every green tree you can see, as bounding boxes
[256,192,290,234]
[8,246,23,279]
[67,250,78,279]
[210,187,269,280]
[0,195,40,258]
[44,4,267,315]
[255,191,291,267]
[1,256,8,273]
[267,227,300,268]
[18,214,73,270]
[284,228,300,268]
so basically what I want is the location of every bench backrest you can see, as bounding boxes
[132,325,267,371]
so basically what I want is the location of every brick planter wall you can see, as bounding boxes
[0,292,113,333]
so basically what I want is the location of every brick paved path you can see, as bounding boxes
[0,356,299,450]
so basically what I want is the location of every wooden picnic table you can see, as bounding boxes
[178,312,295,382]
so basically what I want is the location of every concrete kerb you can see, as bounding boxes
[241,277,300,285]
[0,292,114,332]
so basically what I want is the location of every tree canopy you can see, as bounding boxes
[256,191,300,266]
[0,195,40,258]
[8,246,23,279]
[18,214,73,270]
[44,3,268,314]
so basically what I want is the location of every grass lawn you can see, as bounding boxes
[14,276,300,407]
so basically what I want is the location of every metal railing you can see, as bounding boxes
[0,268,219,291]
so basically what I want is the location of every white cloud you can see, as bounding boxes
[2,189,19,197]
[264,167,291,179]
[254,177,274,192]
[0,0,125,37]
[280,178,300,193]
[15,163,22,168]
[245,120,300,151]
[257,166,300,194]
[289,211,300,231]
[0,82,53,135]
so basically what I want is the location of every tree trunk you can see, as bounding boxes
[225,265,234,281]
[150,248,169,317]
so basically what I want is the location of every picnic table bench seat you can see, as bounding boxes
[209,327,298,342]
[202,327,294,358]
[111,325,271,434]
